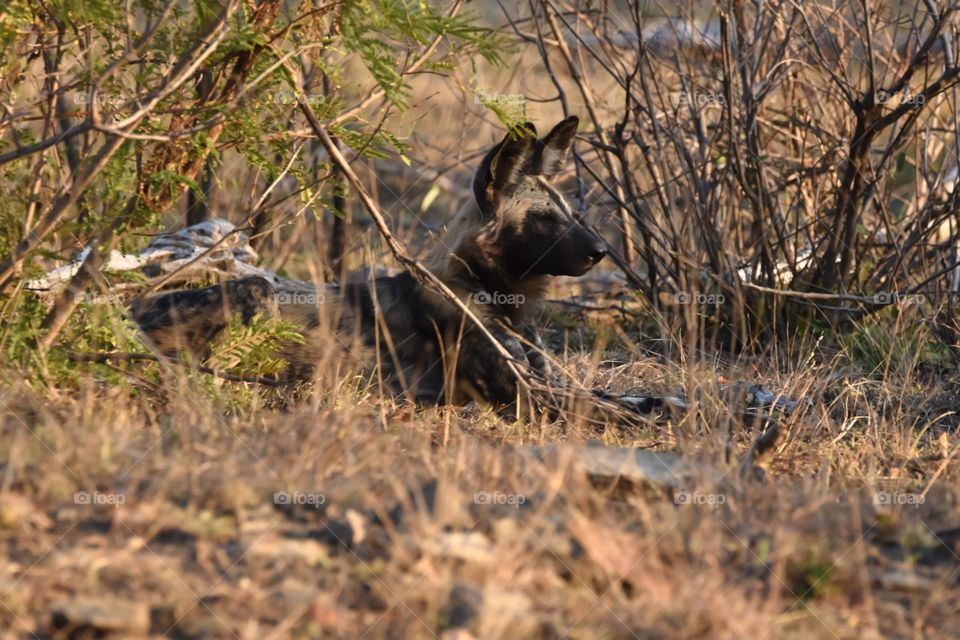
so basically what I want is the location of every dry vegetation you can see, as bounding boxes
[1,0,960,638]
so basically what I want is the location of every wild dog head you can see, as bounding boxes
[468,116,607,281]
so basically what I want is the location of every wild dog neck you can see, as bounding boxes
[423,197,546,323]
[446,227,549,323]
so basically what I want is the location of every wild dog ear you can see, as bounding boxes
[490,122,536,188]
[473,122,536,216]
[534,116,579,178]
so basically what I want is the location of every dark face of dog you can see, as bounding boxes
[472,116,607,278]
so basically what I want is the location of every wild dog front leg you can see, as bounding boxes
[519,324,551,378]
[130,276,276,357]
[456,324,574,414]
[454,324,530,407]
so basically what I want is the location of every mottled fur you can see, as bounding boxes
[131,116,607,407]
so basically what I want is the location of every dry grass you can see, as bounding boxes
[1,308,958,639]
[3,1,960,638]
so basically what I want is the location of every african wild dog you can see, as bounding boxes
[131,116,608,407]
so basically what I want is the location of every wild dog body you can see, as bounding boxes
[131,116,607,407]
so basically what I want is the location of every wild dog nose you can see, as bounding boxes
[588,242,607,264]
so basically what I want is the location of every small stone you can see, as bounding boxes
[248,535,330,566]
[878,569,935,593]
[51,598,150,635]
[425,532,495,565]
